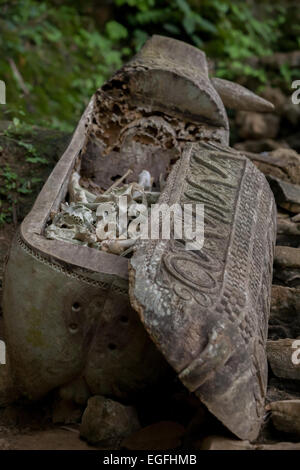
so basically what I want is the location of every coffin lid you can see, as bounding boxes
[129,140,277,441]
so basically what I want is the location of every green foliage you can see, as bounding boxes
[114,0,299,83]
[0,163,42,224]
[0,149,46,224]
[0,0,299,132]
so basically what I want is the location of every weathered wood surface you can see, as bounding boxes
[130,140,277,440]
[267,339,300,380]
[2,35,277,442]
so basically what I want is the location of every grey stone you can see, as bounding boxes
[274,246,300,287]
[275,246,300,269]
[268,177,300,213]
[276,213,300,248]
[260,87,287,112]
[234,139,290,154]
[269,285,300,339]
[250,148,300,185]
[283,101,300,127]
[267,339,300,380]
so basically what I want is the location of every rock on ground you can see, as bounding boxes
[251,148,300,185]
[80,396,140,447]
[267,339,300,381]
[267,400,300,436]
[269,285,300,339]
[235,111,280,140]
[274,246,300,287]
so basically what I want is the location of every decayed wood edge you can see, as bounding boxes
[128,262,159,347]
[19,96,129,281]
[127,152,192,357]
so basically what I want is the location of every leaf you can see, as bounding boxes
[194,15,217,34]
[133,29,149,51]
[191,34,204,48]
[12,117,20,128]
[163,23,180,35]
[183,15,195,35]
[175,0,191,16]
[105,21,128,40]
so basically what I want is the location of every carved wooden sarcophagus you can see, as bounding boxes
[2,36,276,440]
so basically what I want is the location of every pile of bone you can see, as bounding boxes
[45,169,160,256]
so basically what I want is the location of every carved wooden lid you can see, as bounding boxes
[129,140,277,441]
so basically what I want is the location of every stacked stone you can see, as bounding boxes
[200,91,300,450]
[158,89,300,450]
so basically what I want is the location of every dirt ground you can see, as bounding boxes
[0,427,96,450]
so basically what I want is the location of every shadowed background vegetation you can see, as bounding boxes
[0,0,299,131]
[0,0,299,225]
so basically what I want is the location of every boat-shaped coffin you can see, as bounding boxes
[3,36,276,441]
